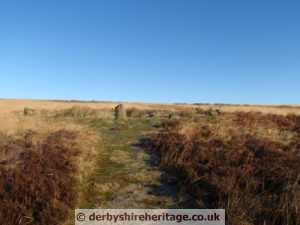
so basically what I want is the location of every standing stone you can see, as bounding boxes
[24,107,36,116]
[207,109,220,117]
[114,104,127,120]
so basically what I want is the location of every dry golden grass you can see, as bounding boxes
[0,98,299,224]
[197,104,300,115]
[0,99,102,179]
[178,113,296,145]
[0,103,100,184]
[0,99,298,185]
[0,99,102,225]
[1,98,299,116]
[0,113,83,136]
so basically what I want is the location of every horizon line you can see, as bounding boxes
[1,98,299,107]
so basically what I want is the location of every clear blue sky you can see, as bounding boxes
[0,0,299,104]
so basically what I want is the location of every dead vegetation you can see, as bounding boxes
[0,103,101,225]
[0,99,299,225]
[53,106,99,118]
[1,99,299,116]
[145,112,300,225]
[0,130,79,225]
[0,127,99,225]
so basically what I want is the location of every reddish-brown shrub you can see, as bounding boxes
[234,112,300,132]
[0,130,79,225]
[145,113,300,225]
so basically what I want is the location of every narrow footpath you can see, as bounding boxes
[82,117,194,209]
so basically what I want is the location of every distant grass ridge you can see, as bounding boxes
[54,107,98,118]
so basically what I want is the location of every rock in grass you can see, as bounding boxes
[115,104,127,120]
[24,107,36,116]
[168,113,180,119]
[204,109,220,117]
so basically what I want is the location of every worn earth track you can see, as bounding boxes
[80,117,195,209]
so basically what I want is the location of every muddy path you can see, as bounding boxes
[80,117,195,209]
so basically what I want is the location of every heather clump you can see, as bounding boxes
[145,112,300,225]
